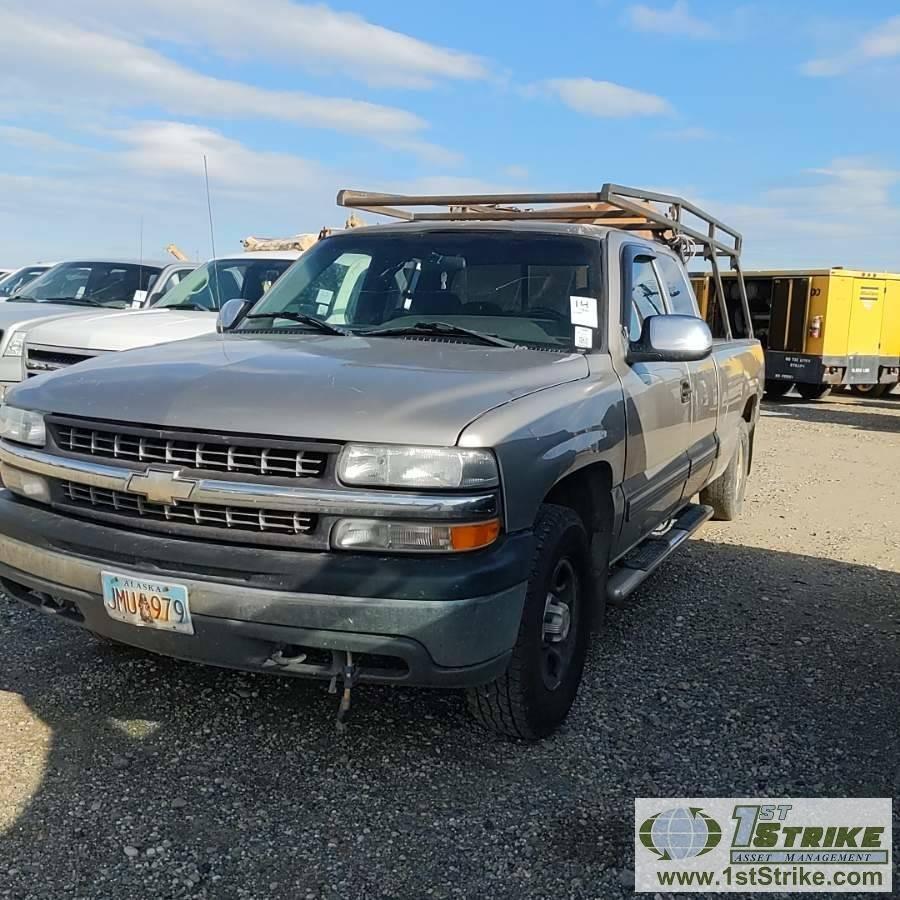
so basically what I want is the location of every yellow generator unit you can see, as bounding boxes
[692,269,900,400]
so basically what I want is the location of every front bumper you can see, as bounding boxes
[0,494,529,687]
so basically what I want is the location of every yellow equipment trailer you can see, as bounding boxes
[691,268,900,400]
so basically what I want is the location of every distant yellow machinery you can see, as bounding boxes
[691,268,900,400]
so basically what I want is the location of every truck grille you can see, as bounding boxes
[26,348,96,371]
[61,482,316,536]
[51,420,328,479]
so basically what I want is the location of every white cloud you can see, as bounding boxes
[115,121,326,190]
[682,158,900,268]
[0,126,91,155]
[803,15,900,77]
[23,0,489,89]
[624,2,719,40]
[861,16,900,59]
[0,10,425,140]
[0,121,350,263]
[546,78,673,117]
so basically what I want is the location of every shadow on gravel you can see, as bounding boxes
[763,398,900,433]
[1,540,898,899]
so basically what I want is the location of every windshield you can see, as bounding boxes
[154,258,295,311]
[14,261,163,307]
[239,231,602,349]
[0,266,49,297]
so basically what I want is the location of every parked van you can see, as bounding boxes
[692,268,900,399]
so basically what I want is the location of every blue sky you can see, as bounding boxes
[1,0,899,269]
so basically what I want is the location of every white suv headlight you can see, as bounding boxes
[0,406,46,446]
[338,444,498,489]
[3,332,25,357]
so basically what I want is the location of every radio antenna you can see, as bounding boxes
[137,215,144,307]
[203,154,221,310]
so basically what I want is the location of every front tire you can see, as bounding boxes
[700,420,749,521]
[795,383,831,401]
[764,380,793,399]
[466,504,592,740]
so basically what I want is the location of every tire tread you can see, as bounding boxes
[466,504,587,740]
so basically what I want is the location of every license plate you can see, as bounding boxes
[101,571,194,635]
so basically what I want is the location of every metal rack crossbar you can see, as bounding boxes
[336,184,742,262]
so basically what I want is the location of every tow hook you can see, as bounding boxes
[328,650,360,735]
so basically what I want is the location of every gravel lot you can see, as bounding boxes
[1,392,898,899]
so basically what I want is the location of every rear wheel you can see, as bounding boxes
[700,420,749,522]
[466,504,593,740]
[849,383,888,398]
[795,383,831,401]
[764,380,793,399]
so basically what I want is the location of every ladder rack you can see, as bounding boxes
[337,183,742,262]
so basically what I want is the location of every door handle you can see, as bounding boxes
[680,379,692,403]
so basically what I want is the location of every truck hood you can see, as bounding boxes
[25,308,218,352]
[0,302,101,331]
[12,334,590,445]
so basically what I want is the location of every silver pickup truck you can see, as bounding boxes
[21,252,299,380]
[0,186,763,739]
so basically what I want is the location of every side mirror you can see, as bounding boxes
[628,315,713,364]
[216,298,249,333]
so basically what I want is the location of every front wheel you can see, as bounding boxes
[795,383,831,401]
[850,383,888,398]
[466,504,593,740]
[764,380,793,399]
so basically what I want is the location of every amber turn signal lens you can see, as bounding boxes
[449,519,501,551]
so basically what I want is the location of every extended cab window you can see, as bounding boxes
[242,232,602,350]
[627,258,666,341]
[654,255,699,317]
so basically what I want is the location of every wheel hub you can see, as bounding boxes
[543,594,571,642]
[540,557,579,692]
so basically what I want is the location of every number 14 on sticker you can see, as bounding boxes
[570,295,598,329]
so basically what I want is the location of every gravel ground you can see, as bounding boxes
[1,392,898,899]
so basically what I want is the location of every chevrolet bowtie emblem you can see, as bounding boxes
[126,468,198,506]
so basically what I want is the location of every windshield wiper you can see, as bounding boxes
[363,321,515,348]
[162,302,208,311]
[36,296,105,307]
[243,311,348,335]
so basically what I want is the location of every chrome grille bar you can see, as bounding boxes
[51,421,328,480]
[61,482,316,536]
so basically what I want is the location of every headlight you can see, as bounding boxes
[0,406,46,446]
[338,444,498,489]
[332,518,500,553]
[3,333,25,357]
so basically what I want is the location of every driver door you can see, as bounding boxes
[616,246,693,552]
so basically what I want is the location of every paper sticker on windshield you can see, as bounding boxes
[133,290,147,305]
[570,296,598,329]
[574,326,593,349]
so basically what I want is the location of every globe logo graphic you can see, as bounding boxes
[639,807,722,861]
